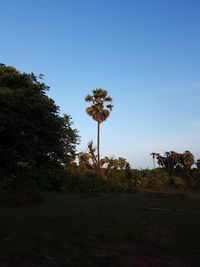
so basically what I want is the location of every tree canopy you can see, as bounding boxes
[155,151,195,177]
[0,64,79,178]
[85,89,113,124]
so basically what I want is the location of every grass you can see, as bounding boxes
[0,192,200,266]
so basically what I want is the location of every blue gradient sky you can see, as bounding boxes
[1,0,200,167]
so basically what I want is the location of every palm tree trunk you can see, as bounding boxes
[153,157,155,169]
[97,121,100,163]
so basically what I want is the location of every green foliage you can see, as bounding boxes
[63,172,114,193]
[1,64,199,194]
[64,161,200,193]
[30,167,68,191]
[128,168,169,191]
[76,141,129,181]
[0,64,79,188]
[189,169,200,190]
[1,166,67,192]
[169,176,186,190]
[85,89,113,123]
[155,151,195,177]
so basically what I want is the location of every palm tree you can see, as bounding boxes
[85,89,113,163]
[150,152,158,168]
[156,154,165,168]
[181,150,194,178]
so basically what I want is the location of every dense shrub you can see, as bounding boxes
[0,166,68,193]
[32,167,67,191]
[190,169,200,190]
[128,168,170,191]
[63,171,115,193]
[169,176,186,190]
[62,167,200,193]
[2,165,200,197]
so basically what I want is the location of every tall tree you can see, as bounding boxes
[85,89,113,162]
[181,151,194,178]
[155,150,195,178]
[0,64,79,179]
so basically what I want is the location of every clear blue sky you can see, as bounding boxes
[1,0,200,168]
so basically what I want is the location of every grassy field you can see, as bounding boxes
[0,192,200,266]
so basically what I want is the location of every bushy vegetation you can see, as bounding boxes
[1,64,200,267]
[64,141,200,193]
[1,64,200,203]
[65,164,200,193]
[0,64,79,196]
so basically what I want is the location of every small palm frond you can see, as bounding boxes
[105,96,112,102]
[101,109,110,119]
[85,95,93,102]
[106,104,113,110]
[85,107,94,116]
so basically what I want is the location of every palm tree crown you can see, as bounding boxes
[85,89,113,124]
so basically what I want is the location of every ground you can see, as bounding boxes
[0,192,200,266]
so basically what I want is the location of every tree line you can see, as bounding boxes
[1,63,200,195]
[151,151,198,177]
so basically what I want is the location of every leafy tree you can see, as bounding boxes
[181,150,195,178]
[155,150,195,178]
[156,154,165,168]
[0,64,79,181]
[85,89,113,162]
[165,151,182,175]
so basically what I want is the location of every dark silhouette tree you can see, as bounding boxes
[156,153,165,167]
[181,150,194,178]
[85,89,113,163]
[155,150,195,178]
[164,151,182,175]
[0,64,79,180]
